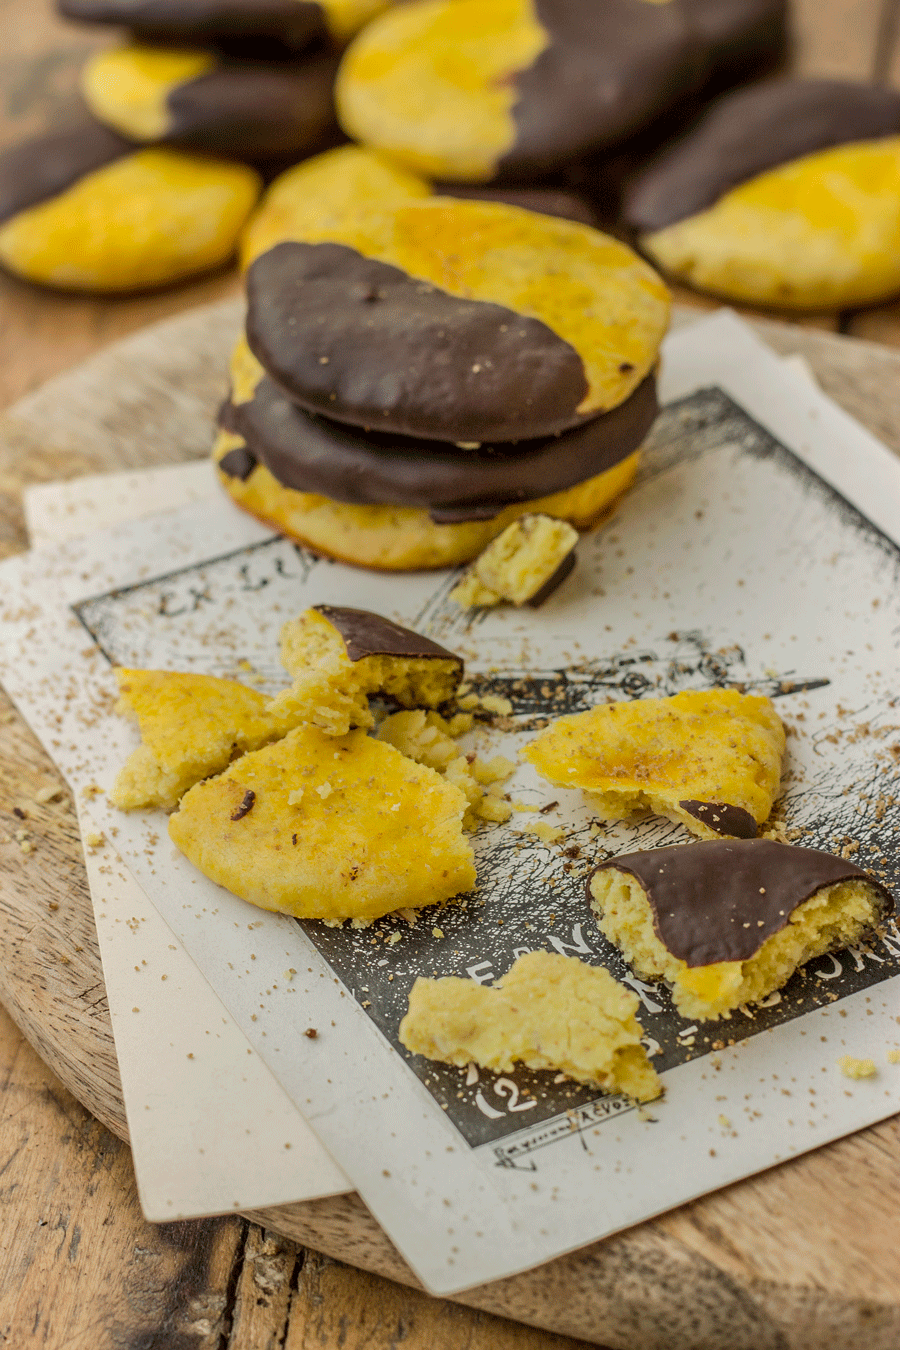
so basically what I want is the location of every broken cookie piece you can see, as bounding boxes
[110,668,307,811]
[168,724,475,922]
[588,838,894,1021]
[450,514,578,608]
[522,689,785,839]
[274,605,463,721]
[399,949,661,1101]
[375,708,515,828]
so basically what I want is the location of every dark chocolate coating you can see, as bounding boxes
[245,240,591,443]
[678,799,758,839]
[218,444,257,480]
[436,186,597,228]
[526,548,577,607]
[590,838,894,968]
[163,51,339,160]
[0,122,133,226]
[625,78,900,233]
[223,371,657,518]
[314,605,462,666]
[58,0,326,48]
[500,0,703,177]
[684,0,788,82]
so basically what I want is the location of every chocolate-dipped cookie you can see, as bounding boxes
[522,689,786,840]
[625,79,900,309]
[0,122,261,292]
[588,839,894,1019]
[213,417,643,570]
[219,337,658,515]
[336,0,703,182]
[244,198,669,441]
[82,43,339,161]
[58,0,390,49]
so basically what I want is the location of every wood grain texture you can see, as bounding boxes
[0,298,898,1350]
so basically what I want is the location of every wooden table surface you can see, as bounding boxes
[2,2,900,1347]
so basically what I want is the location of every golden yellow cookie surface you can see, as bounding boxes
[643,138,900,310]
[0,148,261,292]
[241,145,430,268]
[168,725,475,921]
[523,689,785,836]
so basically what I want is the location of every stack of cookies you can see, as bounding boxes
[214,193,670,570]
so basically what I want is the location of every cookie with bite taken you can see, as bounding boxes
[588,838,894,1019]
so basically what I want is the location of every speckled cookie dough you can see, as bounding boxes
[625,79,900,310]
[59,0,391,48]
[522,689,785,839]
[168,724,476,922]
[0,124,261,292]
[336,0,700,182]
[449,514,578,608]
[82,43,339,160]
[241,145,430,267]
[588,839,895,1020]
[399,949,662,1100]
[244,197,669,440]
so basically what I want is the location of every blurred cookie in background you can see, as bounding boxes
[625,79,900,309]
[58,0,393,50]
[82,41,340,161]
[0,122,261,291]
[335,0,704,183]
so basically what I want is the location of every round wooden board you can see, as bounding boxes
[1,301,899,1350]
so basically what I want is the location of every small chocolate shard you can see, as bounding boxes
[314,605,462,667]
[526,548,577,608]
[304,1026,318,1038]
[230,789,256,821]
[679,799,758,838]
[218,444,258,481]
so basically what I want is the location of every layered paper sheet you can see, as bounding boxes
[3,314,899,1292]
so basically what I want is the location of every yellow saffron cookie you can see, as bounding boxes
[588,839,895,1020]
[399,949,662,1100]
[168,725,476,921]
[245,198,670,434]
[110,667,306,811]
[336,0,697,182]
[626,79,900,310]
[0,126,261,293]
[522,689,785,839]
[277,604,463,707]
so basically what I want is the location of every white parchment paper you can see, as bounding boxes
[3,314,899,1293]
